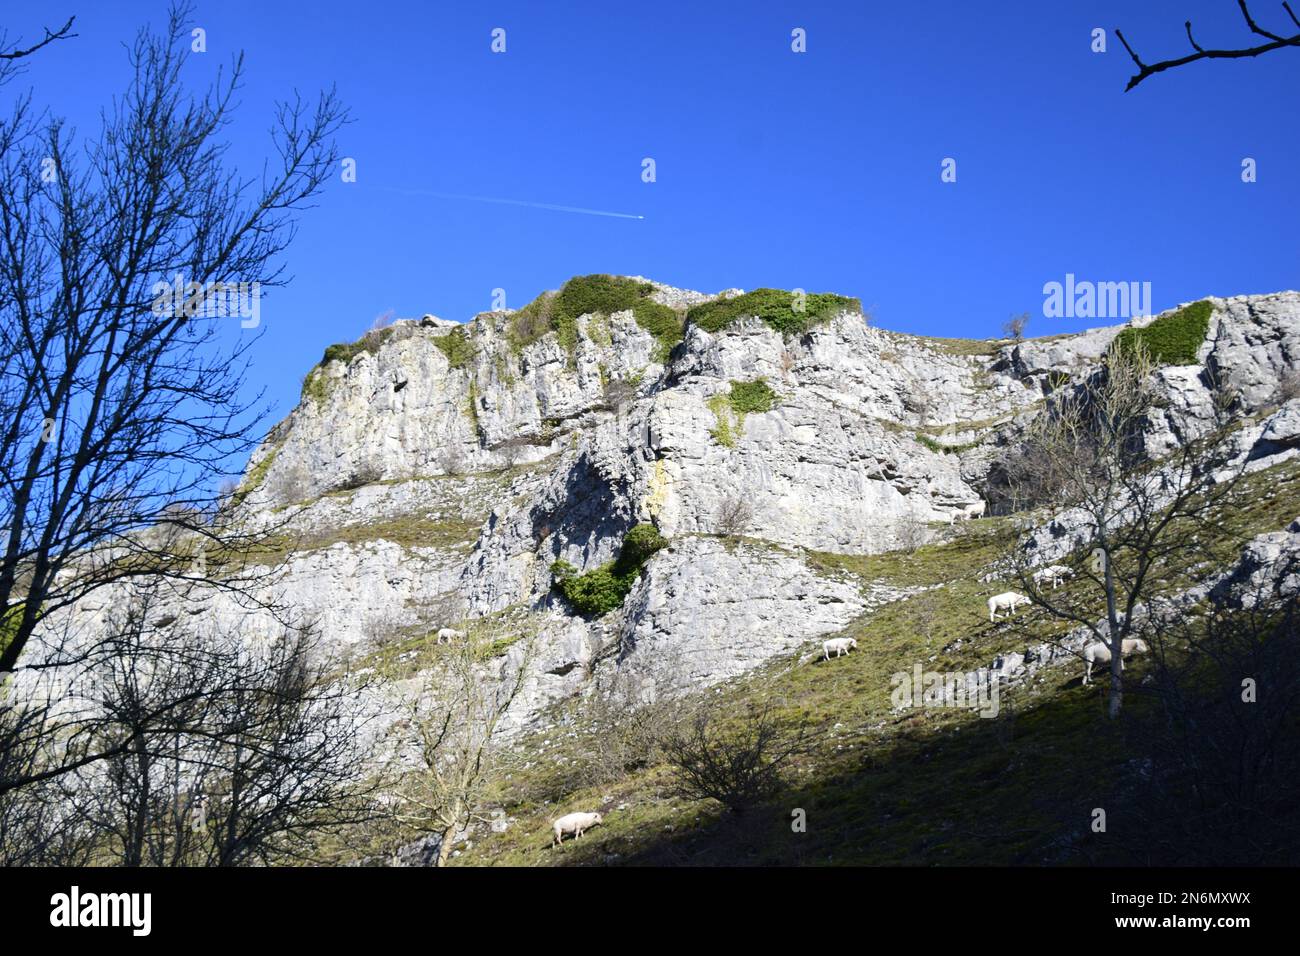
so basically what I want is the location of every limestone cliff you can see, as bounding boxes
[30,279,1300,736]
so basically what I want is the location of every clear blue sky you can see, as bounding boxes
[8,1,1299,425]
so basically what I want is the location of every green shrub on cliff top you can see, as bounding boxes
[433,326,476,368]
[509,275,684,358]
[1110,300,1212,366]
[687,288,860,336]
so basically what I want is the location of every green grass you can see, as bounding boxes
[433,326,476,368]
[1111,300,1213,366]
[728,378,777,414]
[357,606,543,681]
[707,378,779,447]
[301,324,406,408]
[228,514,483,572]
[687,288,860,337]
[319,325,402,367]
[459,521,1129,866]
[914,432,980,455]
[807,518,1017,588]
[632,299,685,363]
[707,394,738,447]
[456,458,1300,867]
[300,369,330,408]
[230,443,281,507]
[905,333,1002,357]
[0,602,25,660]
[508,275,684,359]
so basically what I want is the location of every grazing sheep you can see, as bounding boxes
[553,811,603,846]
[988,591,1029,622]
[822,637,858,661]
[435,627,463,644]
[1082,638,1151,685]
[1032,565,1074,589]
[963,500,986,521]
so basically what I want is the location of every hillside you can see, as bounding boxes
[24,276,1300,866]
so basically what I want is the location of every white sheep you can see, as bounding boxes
[963,500,986,521]
[1082,638,1151,685]
[988,591,1029,622]
[435,627,464,644]
[822,637,858,661]
[1032,565,1074,589]
[553,811,603,846]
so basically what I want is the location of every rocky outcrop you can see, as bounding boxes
[28,280,1300,738]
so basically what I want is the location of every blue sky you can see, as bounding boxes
[7,0,1298,426]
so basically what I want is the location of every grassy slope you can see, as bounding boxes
[455,458,1300,866]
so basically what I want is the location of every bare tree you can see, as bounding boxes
[0,15,77,89]
[437,446,467,477]
[1118,582,1300,863]
[1003,341,1246,717]
[715,495,755,539]
[1,584,379,865]
[779,349,797,382]
[578,671,683,787]
[896,515,929,555]
[1003,312,1029,343]
[388,627,535,866]
[0,696,97,865]
[663,700,809,816]
[492,435,537,469]
[1117,2,1300,90]
[0,2,348,674]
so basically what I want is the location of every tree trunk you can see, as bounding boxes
[435,823,456,867]
[1103,548,1124,719]
[434,798,463,868]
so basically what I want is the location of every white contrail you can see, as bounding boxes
[377,186,644,220]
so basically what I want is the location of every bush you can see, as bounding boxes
[687,288,860,337]
[1003,312,1029,341]
[550,564,633,617]
[727,379,777,415]
[320,324,401,367]
[508,275,684,358]
[579,675,684,786]
[1110,300,1212,366]
[551,523,668,617]
[432,326,476,369]
[707,395,738,447]
[631,300,684,363]
[663,701,811,815]
[614,523,667,573]
[915,433,945,454]
[708,379,778,447]
[602,376,639,410]
[715,495,754,538]
[1274,369,1300,405]
[300,369,329,407]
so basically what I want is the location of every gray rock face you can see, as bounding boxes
[28,281,1300,741]
[611,536,869,694]
[1208,518,1300,608]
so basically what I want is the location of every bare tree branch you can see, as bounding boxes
[1117,2,1300,91]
